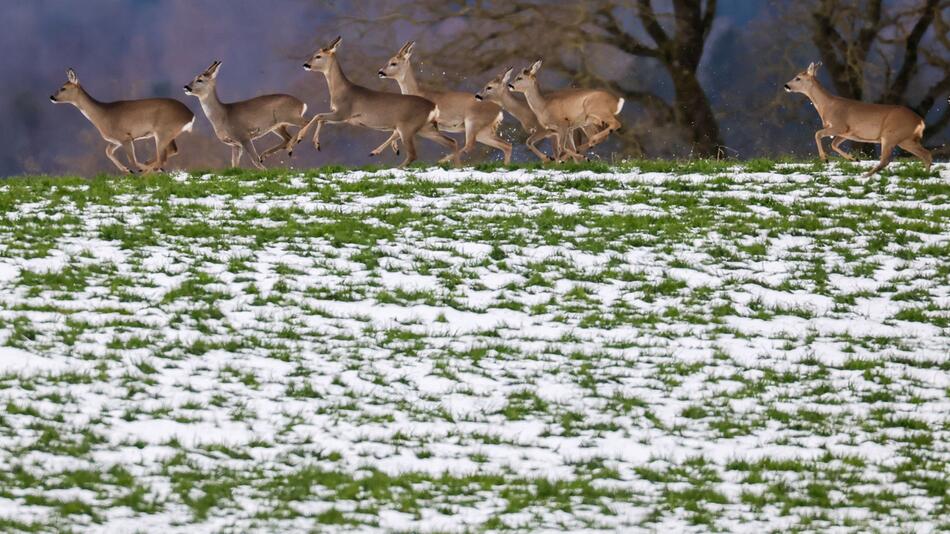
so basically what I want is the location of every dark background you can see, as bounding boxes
[2,0,948,176]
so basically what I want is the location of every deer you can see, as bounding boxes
[785,62,931,177]
[293,36,459,167]
[378,41,511,164]
[507,60,624,162]
[184,61,309,170]
[50,68,194,174]
[475,67,602,162]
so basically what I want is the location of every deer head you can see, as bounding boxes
[475,66,514,102]
[184,60,222,97]
[378,40,415,80]
[50,68,82,104]
[508,60,542,94]
[303,36,342,73]
[784,62,821,94]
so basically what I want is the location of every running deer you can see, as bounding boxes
[184,61,309,169]
[378,41,511,164]
[785,62,931,176]
[294,36,459,167]
[507,60,624,162]
[50,68,194,173]
[475,67,599,161]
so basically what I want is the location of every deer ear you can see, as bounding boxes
[501,66,513,83]
[327,36,342,52]
[403,41,416,58]
[207,60,222,77]
[66,68,78,84]
[807,62,820,76]
[529,59,543,75]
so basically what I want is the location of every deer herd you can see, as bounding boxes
[51,37,933,177]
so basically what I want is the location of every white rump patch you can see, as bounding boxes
[182,116,196,133]
[615,98,625,115]
[302,103,308,116]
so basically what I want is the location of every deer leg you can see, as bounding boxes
[830,137,855,161]
[293,116,318,147]
[455,118,479,162]
[581,124,599,145]
[814,127,840,162]
[146,139,179,169]
[395,126,417,168]
[475,128,512,165]
[578,117,621,152]
[556,129,584,163]
[525,130,554,161]
[370,131,400,157]
[564,128,586,162]
[418,124,460,166]
[864,139,896,177]
[294,110,348,151]
[898,140,932,170]
[230,144,244,168]
[241,139,265,170]
[105,143,134,174]
[122,140,145,173]
[148,134,175,173]
[259,127,293,163]
[165,139,179,159]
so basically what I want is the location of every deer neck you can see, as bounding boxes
[396,66,422,96]
[499,89,538,130]
[197,86,229,135]
[803,82,835,121]
[521,81,549,121]
[323,58,353,106]
[71,86,108,126]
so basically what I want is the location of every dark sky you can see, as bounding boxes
[0,1,942,176]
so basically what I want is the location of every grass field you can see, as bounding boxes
[0,160,947,533]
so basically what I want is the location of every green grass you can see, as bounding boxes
[0,161,945,532]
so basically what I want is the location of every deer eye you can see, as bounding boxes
[315,55,322,59]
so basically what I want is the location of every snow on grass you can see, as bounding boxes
[0,161,947,533]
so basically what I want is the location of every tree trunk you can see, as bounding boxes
[671,69,722,157]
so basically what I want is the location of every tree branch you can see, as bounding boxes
[884,0,939,103]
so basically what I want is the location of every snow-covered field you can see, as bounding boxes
[0,162,947,533]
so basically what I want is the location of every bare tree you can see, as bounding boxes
[334,0,723,157]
